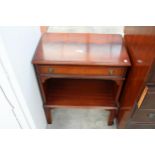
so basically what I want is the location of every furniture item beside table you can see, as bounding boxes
[117,27,155,128]
[32,33,131,126]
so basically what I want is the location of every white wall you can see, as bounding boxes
[0,27,47,128]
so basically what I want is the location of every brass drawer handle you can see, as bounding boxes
[48,67,54,73]
[109,69,114,75]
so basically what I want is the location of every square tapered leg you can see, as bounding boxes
[108,110,116,126]
[45,108,52,124]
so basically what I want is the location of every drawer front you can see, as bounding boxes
[126,122,155,129]
[140,86,155,109]
[147,60,155,84]
[37,65,126,77]
[132,109,155,123]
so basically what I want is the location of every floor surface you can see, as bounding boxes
[47,109,116,129]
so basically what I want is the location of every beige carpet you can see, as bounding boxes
[47,109,116,129]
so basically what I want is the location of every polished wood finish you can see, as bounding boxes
[118,27,155,128]
[33,33,131,66]
[33,33,131,126]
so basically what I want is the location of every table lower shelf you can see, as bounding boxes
[44,78,118,109]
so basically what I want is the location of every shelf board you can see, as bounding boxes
[44,79,117,109]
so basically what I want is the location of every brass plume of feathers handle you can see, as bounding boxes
[48,67,54,73]
[109,69,114,75]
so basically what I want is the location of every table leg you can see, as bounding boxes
[44,108,52,124]
[108,110,116,126]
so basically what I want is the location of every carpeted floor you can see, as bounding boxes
[47,109,116,129]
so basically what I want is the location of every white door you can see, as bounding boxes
[0,61,21,128]
[0,28,46,129]
[0,61,30,128]
[0,87,21,128]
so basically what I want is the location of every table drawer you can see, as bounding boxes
[37,65,126,77]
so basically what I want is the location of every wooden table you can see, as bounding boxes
[32,33,131,126]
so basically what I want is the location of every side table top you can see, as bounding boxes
[33,33,131,66]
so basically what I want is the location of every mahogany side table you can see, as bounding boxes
[32,33,131,126]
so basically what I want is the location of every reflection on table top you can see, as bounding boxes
[33,33,131,66]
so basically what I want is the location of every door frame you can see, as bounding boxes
[0,35,36,128]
